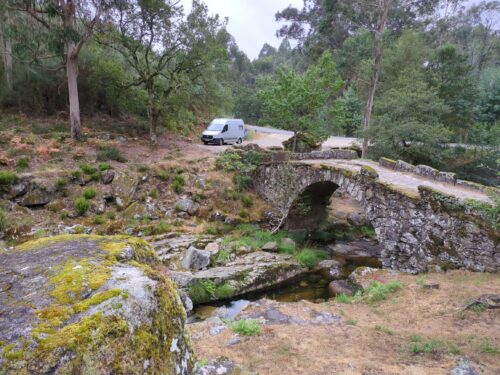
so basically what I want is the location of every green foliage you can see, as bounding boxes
[407,336,460,355]
[240,194,253,207]
[294,248,328,268]
[258,51,343,137]
[16,157,29,172]
[172,174,185,194]
[98,163,112,171]
[214,249,231,265]
[334,281,403,305]
[464,194,500,230]
[74,198,90,216]
[83,188,97,200]
[228,319,262,336]
[149,188,160,199]
[96,146,126,163]
[55,178,67,191]
[0,208,8,232]
[93,215,105,225]
[79,164,98,175]
[71,170,82,179]
[0,171,18,186]
[188,280,235,304]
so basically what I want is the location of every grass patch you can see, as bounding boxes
[16,157,29,172]
[0,208,8,232]
[74,198,90,216]
[0,171,18,186]
[374,325,394,335]
[480,340,499,354]
[83,188,97,200]
[79,164,97,175]
[407,336,460,355]
[228,319,261,336]
[98,162,112,171]
[96,145,126,162]
[94,215,105,225]
[334,281,403,304]
[294,248,328,268]
[172,174,185,194]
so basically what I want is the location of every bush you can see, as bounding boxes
[172,174,185,194]
[74,198,90,216]
[229,319,261,336]
[79,164,98,175]
[94,215,105,225]
[83,188,97,199]
[55,178,67,191]
[0,171,18,186]
[215,283,235,299]
[240,194,253,207]
[294,248,328,268]
[233,174,252,191]
[96,146,126,162]
[0,208,8,232]
[71,170,82,179]
[16,157,29,172]
[98,163,112,171]
[149,188,160,199]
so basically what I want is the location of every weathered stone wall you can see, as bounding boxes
[254,162,499,273]
[379,157,499,193]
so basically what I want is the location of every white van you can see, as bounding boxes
[201,118,245,145]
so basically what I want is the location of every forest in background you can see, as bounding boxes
[0,0,499,185]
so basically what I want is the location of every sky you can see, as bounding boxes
[180,0,303,60]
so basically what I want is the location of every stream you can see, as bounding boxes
[190,238,382,322]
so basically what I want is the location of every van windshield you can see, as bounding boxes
[207,122,224,131]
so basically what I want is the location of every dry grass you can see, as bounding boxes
[190,270,500,375]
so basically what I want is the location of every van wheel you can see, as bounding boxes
[218,138,224,146]
[236,137,243,144]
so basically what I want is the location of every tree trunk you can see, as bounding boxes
[1,7,13,93]
[66,42,81,140]
[361,0,390,159]
[150,107,159,146]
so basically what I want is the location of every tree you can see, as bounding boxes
[361,0,390,158]
[427,43,478,141]
[258,51,343,138]
[0,4,13,93]
[369,68,451,163]
[16,0,107,140]
[99,0,226,145]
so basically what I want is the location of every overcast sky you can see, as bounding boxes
[180,0,303,60]
[180,0,491,60]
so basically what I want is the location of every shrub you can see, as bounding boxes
[16,157,29,172]
[233,174,252,191]
[98,163,112,171]
[172,174,185,194]
[0,171,18,186]
[71,170,82,179]
[0,208,8,232]
[240,194,253,207]
[83,188,97,200]
[157,170,169,181]
[229,319,261,336]
[79,164,97,175]
[149,188,160,199]
[94,215,105,225]
[294,248,328,268]
[96,146,126,162]
[215,283,235,299]
[55,178,67,191]
[74,198,90,216]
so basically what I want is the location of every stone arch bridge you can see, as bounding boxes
[253,161,499,273]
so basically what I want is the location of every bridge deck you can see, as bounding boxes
[300,159,490,202]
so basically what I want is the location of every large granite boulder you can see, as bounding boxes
[0,234,193,374]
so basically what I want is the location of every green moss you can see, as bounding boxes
[361,165,378,178]
[2,343,24,360]
[0,171,18,186]
[73,289,121,313]
[49,259,112,305]
[380,157,396,163]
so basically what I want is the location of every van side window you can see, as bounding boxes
[223,125,228,132]
[238,125,243,130]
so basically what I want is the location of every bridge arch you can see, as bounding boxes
[253,162,498,273]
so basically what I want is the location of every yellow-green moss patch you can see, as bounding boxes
[73,289,121,313]
[2,343,24,360]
